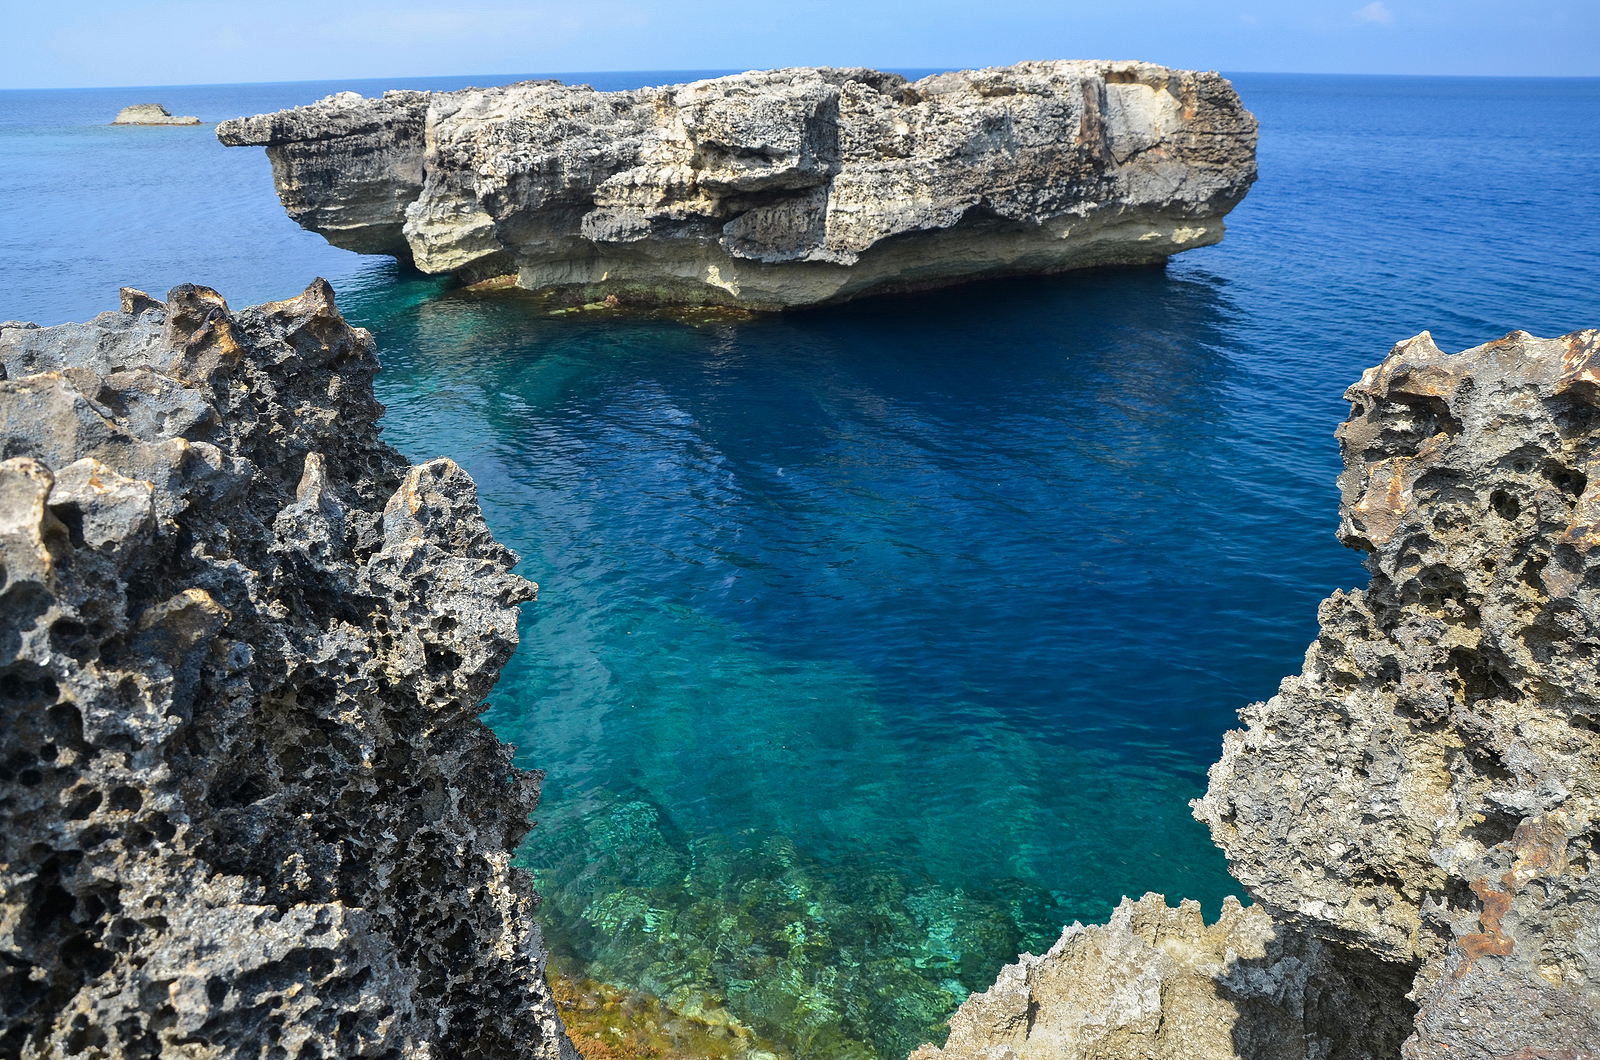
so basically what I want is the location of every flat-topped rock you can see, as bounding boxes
[218,62,1258,309]
[112,103,200,125]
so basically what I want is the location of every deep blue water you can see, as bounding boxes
[4,72,1599,1060]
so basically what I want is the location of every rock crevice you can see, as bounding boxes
[218,62,1258,309]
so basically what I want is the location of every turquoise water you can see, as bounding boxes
[5,71,1600,1060]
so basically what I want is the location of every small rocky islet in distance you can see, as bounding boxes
[1,60,1596,1060]
[111,103,201,125]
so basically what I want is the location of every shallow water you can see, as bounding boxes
[4,71,1600,1060]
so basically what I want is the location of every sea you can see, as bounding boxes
[3,70,1598,1060]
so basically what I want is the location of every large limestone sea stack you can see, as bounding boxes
[217,61,1258,309]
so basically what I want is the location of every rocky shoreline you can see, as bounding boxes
[0,283,573,1058]
[217,62,1257,310]
[4,284,1596,1056]
[915,328,1600,1059]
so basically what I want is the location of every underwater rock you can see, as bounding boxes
[111,104,201,125]
[0,283,575,1059]
[925,329,1600,1059]
[216,62,1258,309]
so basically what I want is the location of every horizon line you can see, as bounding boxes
[6,66,1600,93]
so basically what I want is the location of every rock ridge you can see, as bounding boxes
[0,283,575,1058]
[917,329,1600,1059]
[217,61,1258,309]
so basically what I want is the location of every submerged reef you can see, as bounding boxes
[919,329,1600,1058]
[216,61,1257,310]
[0,284,573,1059]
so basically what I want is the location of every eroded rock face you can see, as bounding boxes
[1196,328,1600,1057]
[217,62,1258,308]
[911,894,1412,1060]
[0,283,576,1059]
[921,329,1600,1059]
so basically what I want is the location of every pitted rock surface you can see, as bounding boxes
[921,329,1600,1060]
[217,62,1257,309]
[1195,328,1600,1057]
[0,282,576,1060]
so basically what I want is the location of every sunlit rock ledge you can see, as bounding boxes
[217,61,1258,310]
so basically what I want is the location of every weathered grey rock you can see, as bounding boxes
[217,62,1258,308]
[911,894,1412,1060]
[921,329,1600,1059]
[111,104,200,126]
[0,283,576,1059]
[1195,328,1600,1057]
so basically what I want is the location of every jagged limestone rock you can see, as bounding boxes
[909,894,1411,1060]
[920,329,1600,1059]
[0,283,576,1060]
[111,104,201,126]
[1195,328,1600,1057]
[217,62,1258,308]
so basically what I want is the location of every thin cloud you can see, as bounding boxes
[1357,1,1395,25]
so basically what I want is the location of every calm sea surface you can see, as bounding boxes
[4,72,1599,1060]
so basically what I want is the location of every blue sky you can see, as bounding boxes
[4,0,1596,89]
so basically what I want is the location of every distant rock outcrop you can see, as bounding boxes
[918,329,1600,1059]
[112,103,200,125]
[0,283,574,1059]
[217,62,1258,309]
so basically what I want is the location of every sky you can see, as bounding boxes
[2,0,1596,89]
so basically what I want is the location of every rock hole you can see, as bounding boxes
[109,786,143,812]
[51,503,87,550]
[50,617,97,663]
[1446,646,1514,704]
[66,789,103,820]
[1546,464,1588,497]
[1490,490,1520,520]
[423,643,463,676]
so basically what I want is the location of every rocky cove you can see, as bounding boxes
[5,282,1599,1056]
[2,65,1598,1060]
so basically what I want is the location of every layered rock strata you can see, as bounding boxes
[217,61,1258,309]
[920,329,1600,1059]
[0,283,575,1059]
